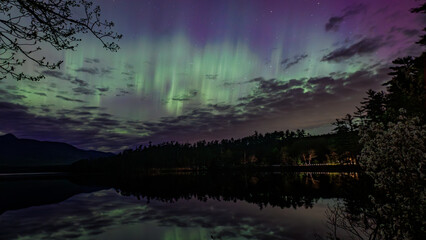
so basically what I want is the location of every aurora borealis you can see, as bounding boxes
[0,0,424,151]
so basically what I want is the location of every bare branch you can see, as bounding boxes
[0,0,121,81]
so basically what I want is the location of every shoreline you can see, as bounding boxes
[0,164,361,177]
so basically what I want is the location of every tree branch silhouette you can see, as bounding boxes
[0,0,122,81]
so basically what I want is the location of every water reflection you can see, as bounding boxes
[0,173,364,240]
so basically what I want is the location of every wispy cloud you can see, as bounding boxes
[321,37,384,62]
[281,54,308,70]
[325,4,366,32]
[56,95,86,103]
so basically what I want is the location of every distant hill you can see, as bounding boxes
[0,134,114,167]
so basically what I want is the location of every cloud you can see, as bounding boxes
[115,88,131,97]
[402,29,420,37]
[281,54,308,70]
[101,67,113,75]
[72,79,89,87]
[73,87,96,95]
[325,16,344,32]
[75,67,113,75]
[0,101,28,111]
[75,67,99,75]
[0,89,26,100]
[56,95,85,103]
[5,85,18,90]
[205,74,218,80]
[325,4,366,32]
[390,27,420,37]
[76,106,104,111]
[40,71,91,89]
[172,90,198,101]
[223,80,252,87]
[321,37,384,62]
[96,87,110,92]
[40,70,71,80]
[84,58,100,64]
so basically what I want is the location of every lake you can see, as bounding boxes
[0,172,366,240]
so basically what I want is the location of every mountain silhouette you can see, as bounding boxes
[0,134,114,167]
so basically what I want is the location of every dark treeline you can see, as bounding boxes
[72,130,360,173]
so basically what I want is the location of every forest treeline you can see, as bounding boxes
[72,130,360,173]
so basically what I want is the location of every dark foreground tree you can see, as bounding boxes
[320,4,426,239]
[411,3,426,45]
[359,114,425,239]
[0,0,122,81]
[321,115,426,240]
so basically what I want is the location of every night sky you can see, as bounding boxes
[0,0,424,152]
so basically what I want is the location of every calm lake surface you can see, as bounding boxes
[0,172,364,240]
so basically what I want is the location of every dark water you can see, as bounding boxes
[0,172,364,240]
